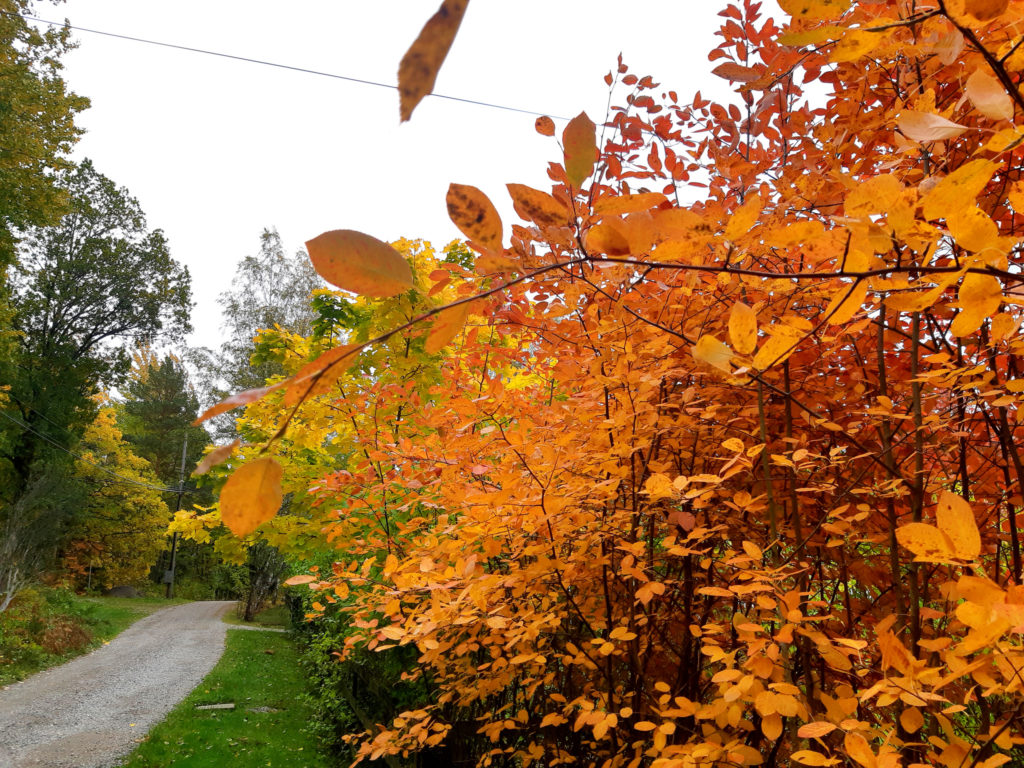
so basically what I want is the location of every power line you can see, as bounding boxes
[9,11,569,121]
[0,409,198,495]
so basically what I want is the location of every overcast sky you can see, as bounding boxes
[48,1,744,351]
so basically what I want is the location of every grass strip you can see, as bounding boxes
[119,628,328,768]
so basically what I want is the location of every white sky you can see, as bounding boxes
[50,0,741,352]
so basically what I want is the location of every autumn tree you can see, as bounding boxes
[202,1,1024,767]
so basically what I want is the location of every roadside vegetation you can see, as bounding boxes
[119,628,327,768]
[0,588,184,686]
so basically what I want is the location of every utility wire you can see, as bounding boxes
[0,409,198,495]
[9,11,568,121]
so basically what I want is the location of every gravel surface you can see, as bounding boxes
[0,600,235,768]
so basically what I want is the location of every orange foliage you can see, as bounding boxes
[210,0,1024,765]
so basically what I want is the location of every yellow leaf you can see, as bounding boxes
[643,473,676,500]
[563,112,597,188]
[791,750,837,767]
[192,439,240,477]
[991,312,1021,340]
[425,301,472,354]
[947,206,999,253]
[306,230,414,298]
[693,335,733,372]
[830,29,878,63]
[507,183,570,228]
[761,713,783,741]
[824,281,867,325]
[898,111,968,143]
[220,457,284,537]
[896,522,957,562]
[397,0,468,121]
[778,0,851,20]
[797,722,838,739]
[936,490,981,560]
[900,706,925,733]
[966,68,1014,121]
[722,437,745,452]
[845,175,903,217]
[724,195,762,241]
[728,301,758,355]
[752,325,804,370]
[446,184,502,250]
[844,732,877,768]
[952,0,1010,23]
[633,721,657,731]
[921,159,998,221]
[951,273,1003,337]
[593,193,668,216]
[283,344,359,406]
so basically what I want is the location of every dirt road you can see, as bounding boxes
[0,601,235,768]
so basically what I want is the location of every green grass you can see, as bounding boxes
[222,603,290,629]
[0,590,186,686]
[119,629,328,768]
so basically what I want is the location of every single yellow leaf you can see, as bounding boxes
[947,206,999,253]
[306,230,414,298]
[728,301,758,354]
[921,159,998,221]
[898,111,968,143]
[900,706,925,733]
[693,335,733,372]
[724,195,762,241]
[844,732,877,768]
[896,522,957,562]
[752,325,804,370]
[192,439,240,477]
[397,0,469,121]
[966,68,1014,121]
[830,29,878,63]
[778,0,850,20]
[991,312,1021,340]
[761,712,783,741]
[951,273,1003,337]
[593,193,669,216]
[722,437,745,452]
[791,750,836,767]
[845,174,903,217]
[563,112,597,188]
[936,490,981,560]
[425,301,472,353]
[220,457,284,537]
[447,184,502,250]
[824,281,868,325]
[535,116,555,136]
[797,722,838,739]
[507,183,570,228]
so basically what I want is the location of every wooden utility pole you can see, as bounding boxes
[165,434,188,599]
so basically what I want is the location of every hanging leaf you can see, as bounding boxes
[306,230,414,298]
[797,723,838,739]
[712,62,760,82]
[693,335,733,372]
[896,522,957,562]
[220,457,284,537]
[752,325,804,370]
[966,68,1014,121]
[951,272,1003,337]
[192,439,240,477]
[507,183,570,228]
[563,112,597,188]
[936,490,981,560]
[843,732,877,768]
[921,159,999,221]
[193,381,288,425]
[584,223,631,256]
[898,111,968,142]
[425,301,472,353]
[594,193,668,216]
[824,281,868,326]
[447,184,502,250]
[724,194,762,241]
[397,0,469,121]
[728,301,758,355]
[534,116,555,136]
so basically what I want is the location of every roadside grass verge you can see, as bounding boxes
[0,589,185,686]
[119,628,328,768]
[222,602,290,629]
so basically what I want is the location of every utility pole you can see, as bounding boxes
[165,433,188,599]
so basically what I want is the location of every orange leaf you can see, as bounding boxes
[797,722,838,739]
[284,574,317,586]
[843,732,877,768]
[693,335,732,372]
[563,112,597,188]
[283,344,359,407]
[712,62,760,82]
[898,111,968,142]
[900,706,924,734]
[306,230,414,298]
[220,457,284,537]
[921,159,998,221]
[397,0,469,121]
[752,325,803,371]
[535,116,555,136]
[585,223,631,256]
[896,522,956,562]
[425,301,472,354]
[192,439,240,477]
[593,193,668,216]
[966,68,1014,121]
[936,490,981,560]
[507,183,570,228]
[791,750,837,767]
[824,281,868,326]
[193,381,287,425]
[447,184,502,250]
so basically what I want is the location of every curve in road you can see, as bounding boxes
[0,600,235,768]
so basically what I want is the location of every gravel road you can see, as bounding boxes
[0,601,235,768]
